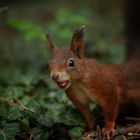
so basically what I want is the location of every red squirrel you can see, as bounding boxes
[46,26,140,139]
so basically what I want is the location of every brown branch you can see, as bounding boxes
[125,117,140,122]
[117,123,140,135]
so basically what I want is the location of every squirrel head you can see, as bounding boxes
[46,26,86,90]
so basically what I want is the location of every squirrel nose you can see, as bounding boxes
[52,74,59,81]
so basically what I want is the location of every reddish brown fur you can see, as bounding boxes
[46,27,140,139]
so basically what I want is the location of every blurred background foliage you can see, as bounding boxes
[0,0,126,139]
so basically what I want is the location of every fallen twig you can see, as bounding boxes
[96,125,103,140]
[125,117,140,122]
[16,99,36,113]
[117,123,140,135]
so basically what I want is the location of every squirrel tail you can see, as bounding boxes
[125,0,140,61]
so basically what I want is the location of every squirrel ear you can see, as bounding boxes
[45,32,56,53]
[71,26,85,58]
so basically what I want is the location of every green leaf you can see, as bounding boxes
[7,105,21,121]
[61,109,86,127]
[19,118,30,131]
[21,95,31,105]
[0,130,6,140]
[68,126,84,140]
[8,19,45,41]
[0,105,8,118]
[3,123,19,140]
[37,115,54,128]
[36,105,64,128]
[32,126,50,140]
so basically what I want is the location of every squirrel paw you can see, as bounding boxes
[102,127,115,140]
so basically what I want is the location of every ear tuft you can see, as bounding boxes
[45,32,56,53]
[71,26,86,58]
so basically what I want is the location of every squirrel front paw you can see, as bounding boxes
[102,127,115,140]
[102,123,115,140]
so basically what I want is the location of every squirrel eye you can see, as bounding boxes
[68,58,75,67]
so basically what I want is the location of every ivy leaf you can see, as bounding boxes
[0,130,6,140]
[68,126,84,140]
[19,118,30,132]
[32,126,50,140]
[0,105,8,118]
[37,115,54,128]
[7,105,21,121]
[3,123,19,140]
[37,107,60,127]
[61,109,86,127]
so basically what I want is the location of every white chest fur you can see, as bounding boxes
[71,82,97,104]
